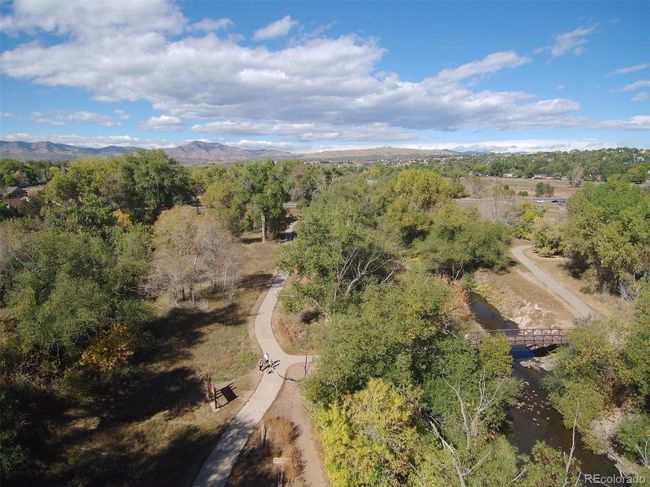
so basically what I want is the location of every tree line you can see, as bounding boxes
[427,147,649,182]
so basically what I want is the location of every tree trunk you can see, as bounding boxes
[261,213,267,242]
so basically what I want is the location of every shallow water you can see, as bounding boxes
[468,292,623,484]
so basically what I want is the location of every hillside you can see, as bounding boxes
[0,140,293,164]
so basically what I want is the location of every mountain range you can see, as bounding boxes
[0,140,456,164]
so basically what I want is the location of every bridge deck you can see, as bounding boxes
[467,328,569,347]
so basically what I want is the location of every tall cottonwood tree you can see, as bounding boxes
[150,205,241,304]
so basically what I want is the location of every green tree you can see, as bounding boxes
[564,179,650,290]
[3,226,151,371]
[201,161,288,240]
[515,201,543,239]
[418,204,512,278]
[277,189,398,314]
[303,273,466,405]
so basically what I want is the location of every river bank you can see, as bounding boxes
[468,292,624,484]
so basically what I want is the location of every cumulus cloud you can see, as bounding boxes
[140,115,183,131]
[631,92,648,102]
[541,25,597,58]
[28,110,120,126]
[253,15,297,40]
[189,18,232,32]
[0,0,186,38]
[606,63,649,77]
[0,2,644,144]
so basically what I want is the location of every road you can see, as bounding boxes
[511,244,596,319]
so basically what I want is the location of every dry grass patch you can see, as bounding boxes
[272,276,319,355]
[227,416,304,487]
[523,247,633,320]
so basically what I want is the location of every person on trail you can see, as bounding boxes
[258,358,265,371]
[264,351,274,373]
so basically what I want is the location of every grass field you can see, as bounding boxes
[462,176,580,198]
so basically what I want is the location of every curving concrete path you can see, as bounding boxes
[511,244,597,319]
[193,230,309,487]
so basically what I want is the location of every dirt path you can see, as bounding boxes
[266,363,328,487]
[511,244,597,319]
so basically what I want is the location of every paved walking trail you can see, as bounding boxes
[512,244,597,319]
[193,231,309,487]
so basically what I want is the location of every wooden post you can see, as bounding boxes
[260,420,267,448]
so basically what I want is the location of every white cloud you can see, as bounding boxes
[300,139,618,154]
[615,80,650,92]
[542,25,597,58]
[28,110,119,126]
[253,15,297,40]
[0,0,186,38]
[189,18,232,32]
[595,115,650,130]
[606,63,649,77]
[191,120,414,142]
[0,3,643,143]
[631,92,648,102]
[113,109,130,120]
[227,139,297,151]
[140,114,183,131]
[1,112,14,117]
[433,51,530,83]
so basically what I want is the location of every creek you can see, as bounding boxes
[468,292,623,484]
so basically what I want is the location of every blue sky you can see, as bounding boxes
[1,0,648,152]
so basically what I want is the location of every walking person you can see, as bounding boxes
[258,358,265,371]
[264,351,274,373]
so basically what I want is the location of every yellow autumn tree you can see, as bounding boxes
[79,323,134,373]
[317,379,422,487]
[112,209,133,228]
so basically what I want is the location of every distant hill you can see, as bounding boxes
[299,146,456,160]
[0,140,293,164]
[163,141,292,164]
[0,140,457,164]
[0,141,138,161]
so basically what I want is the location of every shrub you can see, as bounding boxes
[534,224,564,256]
[616,413,650,467]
